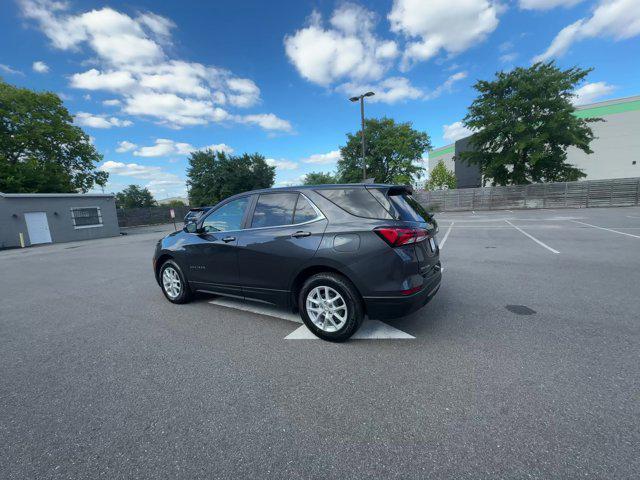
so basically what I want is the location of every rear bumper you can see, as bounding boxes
[363,271,442,320]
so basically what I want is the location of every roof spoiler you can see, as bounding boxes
[386,185,413,196]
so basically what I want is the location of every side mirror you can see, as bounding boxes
[185,221,199,233]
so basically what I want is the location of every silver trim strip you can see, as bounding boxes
[196,192,326,234]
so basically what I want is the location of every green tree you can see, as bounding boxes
[115,185,156,208]
[461,62,601,185]
[303,171,337,185]
[187,150,275,206]
[426,160,456,190]
[0,80,108,193]
[338,117,431,184]
[164,199,187,207]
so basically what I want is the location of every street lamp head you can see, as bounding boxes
[349,96,360,102]
[363,91,375,97]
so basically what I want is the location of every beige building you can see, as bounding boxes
[428,95,640,187]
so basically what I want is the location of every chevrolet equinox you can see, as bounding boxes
[153,184,442,341]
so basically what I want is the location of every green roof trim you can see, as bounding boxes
[429,145,454,157]
[574,99,640,118]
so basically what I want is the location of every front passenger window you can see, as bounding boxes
[202,197,248,233]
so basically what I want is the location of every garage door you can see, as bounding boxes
[25,212,52,245]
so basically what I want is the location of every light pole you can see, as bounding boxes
[349,91,375,181]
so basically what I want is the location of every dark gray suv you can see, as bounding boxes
[153,184,442,341]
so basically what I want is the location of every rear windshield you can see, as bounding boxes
[387,194,432,223]
[317,187,431,222]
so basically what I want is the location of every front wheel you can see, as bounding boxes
[160,260,192,304]
[299,272,364,342]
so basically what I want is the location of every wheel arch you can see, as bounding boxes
[289,261,365,313]
[155,253,175,284]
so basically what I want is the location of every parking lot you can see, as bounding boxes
[1,206,639,479]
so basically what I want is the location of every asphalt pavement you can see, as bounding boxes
[1,207,639,479]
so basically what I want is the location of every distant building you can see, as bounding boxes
[428,95,640,188]
[0,193,119,249]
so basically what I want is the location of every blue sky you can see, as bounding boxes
[1,0,638,199]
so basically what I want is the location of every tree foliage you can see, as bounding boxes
[164,199,187,207]
[303,171,337,185]
[338,117,431,184]
[187,150,275,206]
[426,160,456,190]
[115,185,156,208]
[0,80,108,193]
[461,62,601,185]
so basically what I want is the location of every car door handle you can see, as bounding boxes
[291,231,311,238]
[221,236,236,243]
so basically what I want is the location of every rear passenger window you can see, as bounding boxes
[293,195,318,223]
[251,193,297,228]
[318,188,392,219]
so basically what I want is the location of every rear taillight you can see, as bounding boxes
[374,227,429,247]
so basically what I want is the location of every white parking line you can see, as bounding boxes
[504,220,560,254]
[571,220,640,239]
[626,215,640,219]
[439,221,454,249]
[208,297,415,340]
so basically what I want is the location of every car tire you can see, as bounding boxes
[299,272,364,342]
[159,260,192,304]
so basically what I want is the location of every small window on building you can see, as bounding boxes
[633,161,637,165]
[71,207,103,228]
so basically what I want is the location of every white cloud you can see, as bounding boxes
[277,175,306,187]
[442,121,474,143]
[32,61,49,73]
[339,77,424,104]
[103,98,121,106]
[266,158,298,170]
[75,112,133,129]
[116,140,137,153]
[572,81,616,105]
[132,138,234,157]
[70,69,136,92]
[238,114,293,132]
[519,0,585,10]
[388,0,501,70]
[284,4,398,86]
[424,71,468,100]
[302,150,341,165]
[99,160,184,196]
[122,92,229,127]
[533,0,640,62]
[499,52,519,63]
[226,78,261,107]
[19,0,288,132]
[0,64,24,75]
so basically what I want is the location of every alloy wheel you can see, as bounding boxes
[162,266,182,299]
[306,286,348,332]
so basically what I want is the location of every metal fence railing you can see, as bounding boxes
[117,205,191,227]
[415,177,640,212]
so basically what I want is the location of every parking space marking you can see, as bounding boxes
[571,220,640,239]
[285,321,415,340]
[439,222,454,249]
[209,297,415,340]
[505,220,560,254]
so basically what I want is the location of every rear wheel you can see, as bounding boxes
[299,272,364,342]
[160,260,192,304]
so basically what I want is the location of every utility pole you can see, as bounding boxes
[349,91,375,181]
